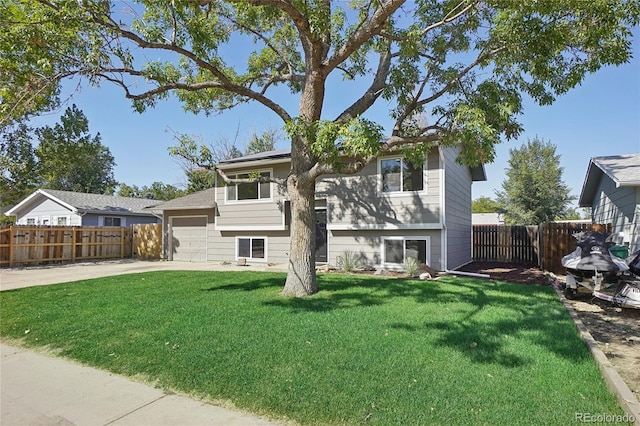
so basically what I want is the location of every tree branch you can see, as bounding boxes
[323,0,405,74]
[334,46,392,123]
[214,166,287,186]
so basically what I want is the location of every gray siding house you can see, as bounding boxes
[7,189,162,227]
[579,154,640,253]
[154,146,485,272]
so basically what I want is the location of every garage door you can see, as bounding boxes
[171,216,207,262]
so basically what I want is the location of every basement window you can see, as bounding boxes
[237,237,267,261]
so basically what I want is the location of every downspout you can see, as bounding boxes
[439,147,448,273]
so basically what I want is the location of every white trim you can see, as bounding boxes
[235,236,268,262]
[7,189,78,216]
[380,236,431,269]
[224,168,274,204]
[169,215,208,262]
[40,216,50,225]
[215,224,287,231]
[377,155,427,196]
[327,222,442,231]
[315,207,328,264]
[54,215,71,226]
[99,216,126,227]
[439,147,447,271]
[217,157,290,170]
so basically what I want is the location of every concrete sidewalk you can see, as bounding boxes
[1,260,287,426]
[1,343,279,426]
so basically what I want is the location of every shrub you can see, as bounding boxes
[404,256,420,277]
[336,250,363,273]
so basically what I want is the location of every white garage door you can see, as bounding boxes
[171,216,207,262]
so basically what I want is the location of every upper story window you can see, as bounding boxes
[226,171,271,202]
[380,157,424,193]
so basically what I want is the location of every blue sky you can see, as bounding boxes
[30,29,639,208]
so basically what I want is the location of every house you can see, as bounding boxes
[472,213,505,225]
[6,189,162,227]
[578,153,640,253]
[153,146,485,271]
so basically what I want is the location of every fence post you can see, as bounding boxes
[120,227,125,258]
[9,225,15,267]
[72,227,77,262]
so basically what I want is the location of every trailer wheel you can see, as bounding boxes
[564,287,578,300]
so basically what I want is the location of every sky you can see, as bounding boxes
[28,28,639,209]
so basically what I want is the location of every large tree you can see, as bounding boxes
[2,1,638,296]
[495,138,574,225]
[0,122,40,211]
[35,104,117,194]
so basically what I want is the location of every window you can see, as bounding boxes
[104,217,122,226]
[227,171,271,202]
[26,218,36,225]
[56,217,68,226]
[237,237,266,261]
[380,157,423,193]
[382,237,428,266]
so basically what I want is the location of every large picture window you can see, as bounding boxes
[227,171,271,202]
[237,237,266,261]
[380,157,423,193]
[382,237,428,266]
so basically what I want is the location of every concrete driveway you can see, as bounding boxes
[1,259,287,291]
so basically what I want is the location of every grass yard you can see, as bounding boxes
[0,271,628,425]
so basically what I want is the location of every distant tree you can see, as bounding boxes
[0,123,41,210]
[35,105,116,194]
[143,182,183,200]
[558,207,592,221]
[170,127,277,193]
[185,169,217,194]
[472,196,499,213]
[117,182,183,200]
[245,127,280,155]
[116,183,138,198]
[495,138,574,225]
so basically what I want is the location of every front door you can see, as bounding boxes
[315,208,327,263]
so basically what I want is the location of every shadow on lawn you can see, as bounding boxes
[260,274,591,367]
[204,272,588,367]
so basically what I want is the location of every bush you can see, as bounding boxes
[404,256,420,277]
[336,250,363,273]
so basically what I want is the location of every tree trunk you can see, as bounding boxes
[282,173,318,297]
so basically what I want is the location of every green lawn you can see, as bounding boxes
[0,271,628,425]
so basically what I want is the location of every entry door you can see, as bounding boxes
[315,209,327,263]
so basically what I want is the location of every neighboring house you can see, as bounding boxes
[6,189,162,227]
[153,147,485,271]
[578,153,640,253]
[472,213,505,225]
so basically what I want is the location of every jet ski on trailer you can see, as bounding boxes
[561,231,640,309]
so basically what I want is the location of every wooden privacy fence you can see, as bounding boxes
[0,225,134,267]
[131,223,163,260]
[473,222,612,274]
[539,222,611,274]
[473,225,539,265]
